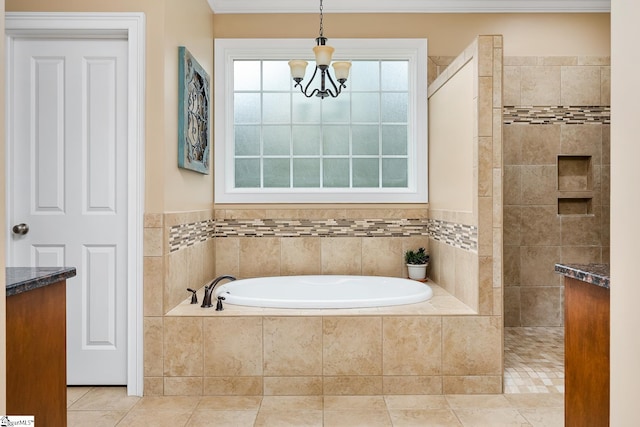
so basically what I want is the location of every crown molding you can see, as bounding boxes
[207,0,610,14]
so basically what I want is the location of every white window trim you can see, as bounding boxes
[214,38,428,204]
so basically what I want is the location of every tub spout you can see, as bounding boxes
[201,275,236,308]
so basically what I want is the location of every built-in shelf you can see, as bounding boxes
[558,155,592,192]
[558,197,593,215]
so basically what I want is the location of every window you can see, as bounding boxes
[214,38,428,203]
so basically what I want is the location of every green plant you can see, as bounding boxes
[404,247,429,265]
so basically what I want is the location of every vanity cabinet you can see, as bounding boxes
[556,264,610,427]
[6,267,76,426]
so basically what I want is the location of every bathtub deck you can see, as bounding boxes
[166,283,475,317]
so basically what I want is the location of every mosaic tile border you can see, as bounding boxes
[428,219,478,252]
[503,106,610,125]
[168,218,478,253]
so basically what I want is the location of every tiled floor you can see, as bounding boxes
[504,327,564,394]
[67,327,565,426]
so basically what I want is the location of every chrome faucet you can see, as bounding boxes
[201,275,236,310]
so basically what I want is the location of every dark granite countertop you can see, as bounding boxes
[6,267,76,297]
[554,263,610,290]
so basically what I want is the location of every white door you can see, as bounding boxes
[7,37,129,384]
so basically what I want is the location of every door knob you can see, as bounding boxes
[12,223,29,235]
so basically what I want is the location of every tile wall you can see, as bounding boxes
[142,35,505,396]
[502,56,610,327]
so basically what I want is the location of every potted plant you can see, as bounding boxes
[405,247,429,280]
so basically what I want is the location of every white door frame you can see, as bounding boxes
[5,12,145,396]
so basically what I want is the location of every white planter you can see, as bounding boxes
[407,263,428,280]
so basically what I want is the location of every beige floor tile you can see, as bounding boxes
[388,409,462,427]
[453,408,531,426]
[445,394,513,409]
[504,393,564,408]
[254,409,323,427]
[384,395,449,410]
[134,395,201,412]
[323,410,392,427]
[186,410,258,427]
[117,409,193,427]
[196,395,262,411]
[260,395,323,410]
[68,387,141,411]
[518,407,564,427]
[67,386,92,407]
[67,410,127,427]
[323,395,387,410]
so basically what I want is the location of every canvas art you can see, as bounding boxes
[178,46,211,174]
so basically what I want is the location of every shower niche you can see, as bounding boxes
[557,155,593,215]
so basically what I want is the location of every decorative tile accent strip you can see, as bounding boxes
[168,218,478,253]
[503,106,610,125]
[427,219,478,252]
[213,218,430,238]
[168,220,215,252]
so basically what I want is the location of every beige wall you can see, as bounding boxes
[428,60,474,213]
[611,1,640,424]
[502,56,610,327]
[213,13,609,57]
[163,0,214,211]
[6,0,214,213]
[1,0,6,414]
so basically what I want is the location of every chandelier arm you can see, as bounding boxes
[301,66,320,97]
[324,70,342,97]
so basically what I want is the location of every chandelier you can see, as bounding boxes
[288,0,351,99]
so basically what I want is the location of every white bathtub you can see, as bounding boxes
[214,275,433,309]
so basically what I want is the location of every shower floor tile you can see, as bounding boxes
[504,326,565,394]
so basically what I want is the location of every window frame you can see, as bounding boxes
[214,38,428,204]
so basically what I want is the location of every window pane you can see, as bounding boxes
[263,93,290,123]
[293,159,320,187]
[352,93,379,123]
[234,61,261,91]
[234,93,261,123]
[350,61,379,91]
[381,93,408,123]
[381,61,408,91]
[263,61,292,91]
[352,125,379,155]
[353,158,379,187]
[235,158,260,187]
[293,125,320,155]
[382,158,408,187]
[323,158,350,187]
[292,94,321,123]
[235,125,260,156]
[263,126,290,155]
[322,125,349,155]
[264,158,290,187]
[382,125,408,155]
[322,93,350,123]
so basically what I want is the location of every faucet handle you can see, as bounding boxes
[216,295,226,311]
[186,288,198,304]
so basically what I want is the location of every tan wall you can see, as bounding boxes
[6,0,214,212]
[427,36,503,315]
[502,57,610,327]
[0,0,6,413]
[428,60,474,213]
[213,13,609,57]
[163,0,214,211]
[611,0,640,423]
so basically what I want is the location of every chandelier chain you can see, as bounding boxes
[319,0,324,37]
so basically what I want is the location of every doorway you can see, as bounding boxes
[5,12,145,395]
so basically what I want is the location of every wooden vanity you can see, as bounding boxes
[555,263,610,427]
[6,267,76,426]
